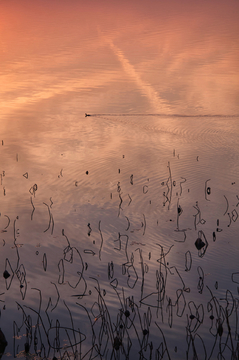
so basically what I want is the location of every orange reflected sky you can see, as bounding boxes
[0,0,239,122]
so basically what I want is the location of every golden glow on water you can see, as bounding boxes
[0,0,238,119]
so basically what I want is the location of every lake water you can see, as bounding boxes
[0,0,239,359]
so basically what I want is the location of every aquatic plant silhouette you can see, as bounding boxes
[1,143,239,360]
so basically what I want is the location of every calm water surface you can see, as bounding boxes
[0,0,239,359]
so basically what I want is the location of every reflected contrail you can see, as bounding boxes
[106,39,171,113]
